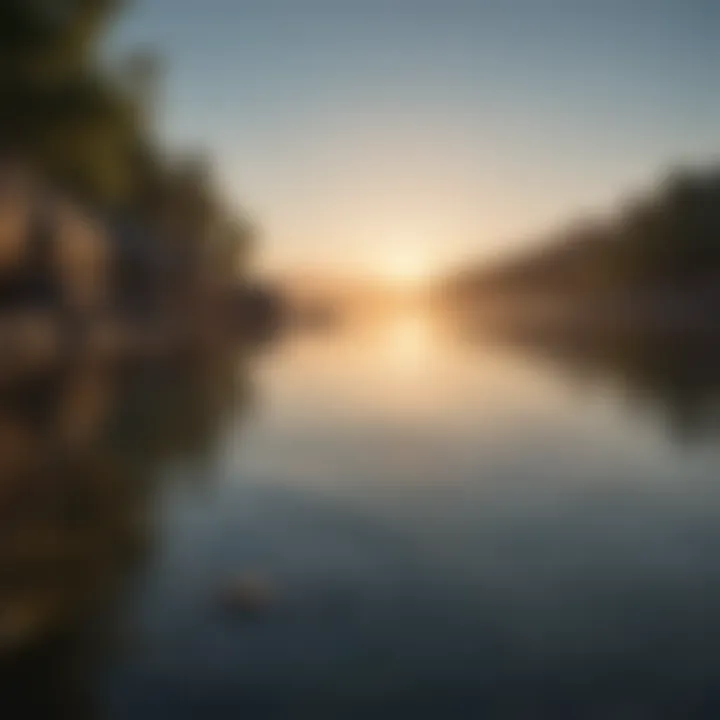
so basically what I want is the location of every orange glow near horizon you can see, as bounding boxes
[378,248,435,287]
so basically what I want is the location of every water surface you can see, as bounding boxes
[3,313,720,718]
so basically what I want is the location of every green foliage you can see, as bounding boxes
[0,0,254,308]
[0,0,121,80]
[0,1,152,316]
[0,1,146,205]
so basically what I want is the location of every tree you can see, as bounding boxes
[0,0,146,206]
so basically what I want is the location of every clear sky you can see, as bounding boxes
[113,0,720,277]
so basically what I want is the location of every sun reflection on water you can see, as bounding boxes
[382,312,434,365]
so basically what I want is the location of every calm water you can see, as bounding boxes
[3,312,720,718]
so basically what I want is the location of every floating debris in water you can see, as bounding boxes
[217,575,274,616]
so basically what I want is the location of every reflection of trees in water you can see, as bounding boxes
[489,326,720,442]
[0,344,253,717]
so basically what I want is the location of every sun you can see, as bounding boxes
[380,251,432,286]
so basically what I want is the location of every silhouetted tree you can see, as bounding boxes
[0,0,146,206]
[444,165,720,318]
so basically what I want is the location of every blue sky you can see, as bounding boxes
[113,0,720,275]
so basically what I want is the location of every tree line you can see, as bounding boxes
[444,166,720,313]
[0,0,253,322]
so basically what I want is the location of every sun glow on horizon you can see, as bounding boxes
[378,248,435,286]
